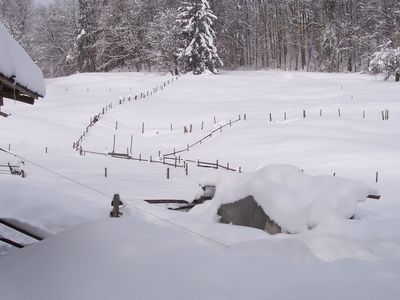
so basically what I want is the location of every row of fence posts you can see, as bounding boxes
[267,108,392,122]
[77,106,392,151]
[73,75,180,151]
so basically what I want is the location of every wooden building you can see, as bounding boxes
[0,22,45,117]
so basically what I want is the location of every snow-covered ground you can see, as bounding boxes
[1,71,400,299]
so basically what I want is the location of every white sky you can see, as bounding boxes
[34,0,54,5]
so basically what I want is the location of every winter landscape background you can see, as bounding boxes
[1,0,400,299]
[1,0,400,77]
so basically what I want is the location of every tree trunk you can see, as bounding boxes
[396,73,400,82]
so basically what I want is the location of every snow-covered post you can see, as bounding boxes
[110,194,122,218]
[130,135,133,155]
[112,135,116,153]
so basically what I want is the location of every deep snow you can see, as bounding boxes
[1,70,400,299]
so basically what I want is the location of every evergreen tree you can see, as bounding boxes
[176,0,223,74]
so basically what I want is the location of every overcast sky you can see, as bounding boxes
[34,0,53,5]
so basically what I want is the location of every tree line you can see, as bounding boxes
[1,0,399,78]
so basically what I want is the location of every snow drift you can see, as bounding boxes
[192,165,378,233]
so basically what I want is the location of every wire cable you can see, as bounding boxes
[0,147,111,198]
[0,147,229,249]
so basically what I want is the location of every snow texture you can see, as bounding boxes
[1,71,400,298]
[0,23,46,97]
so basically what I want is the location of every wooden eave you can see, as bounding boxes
[0,73,42,105]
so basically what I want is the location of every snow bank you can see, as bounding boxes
[0,23,46,97]
[1,216,399,300]
[192,165,378,233]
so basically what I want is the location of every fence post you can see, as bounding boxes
[376,172,379,183]
[142,122,145,134]
[110,194,122,218]
[201,121,204,130]
[167,168,170,179]
[130,135,133,155]
[105,167,107,178]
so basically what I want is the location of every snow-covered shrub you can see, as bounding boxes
[369,43,400,81]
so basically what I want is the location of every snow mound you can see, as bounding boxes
[0,23,46,97]
[192,165,378,233]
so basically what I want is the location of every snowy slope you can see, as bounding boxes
[1,71,400,298]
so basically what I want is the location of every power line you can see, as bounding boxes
[124,201,229,249]
[0,147,111,198]
[0,147,229,249]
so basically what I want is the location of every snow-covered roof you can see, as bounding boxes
[0,23,46,98]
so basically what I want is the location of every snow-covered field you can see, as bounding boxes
[1,71,400,299]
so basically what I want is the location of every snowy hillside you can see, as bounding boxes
[1,71,400,299]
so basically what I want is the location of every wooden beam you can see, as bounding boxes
[0,219,44,241]
[0,88,35,105]
[0,73,41,100]
[0,111,10,118]
[0,237,24,249]
[367,195,381,200]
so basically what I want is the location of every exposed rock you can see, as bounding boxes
[217,196,282,235]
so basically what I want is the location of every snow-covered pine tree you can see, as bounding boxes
[176,0,223,75]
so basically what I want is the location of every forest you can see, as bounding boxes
[0,0,399,77]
